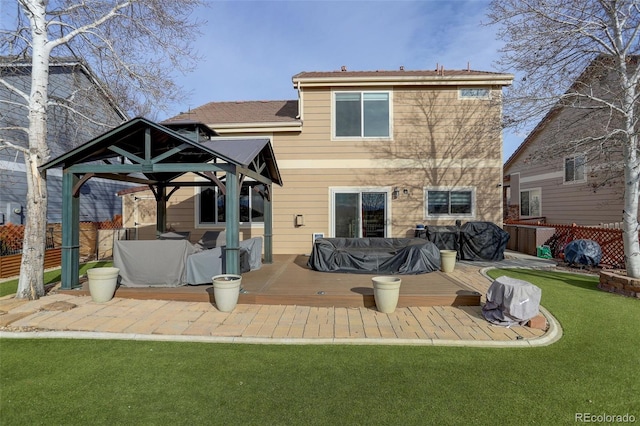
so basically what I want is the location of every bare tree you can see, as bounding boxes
[0,0,204,299]
[488,0,640,276]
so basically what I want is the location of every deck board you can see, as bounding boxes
[61,254,481,307]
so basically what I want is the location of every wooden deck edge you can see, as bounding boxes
[58,287,481,308]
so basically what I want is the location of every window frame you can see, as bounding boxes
[332,90,393,140]
[195,181,265,229]
[423,187,476,220]
[458,87,491,100]
[519,188,542,218]
[563,153,587,184]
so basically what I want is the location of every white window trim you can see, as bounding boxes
[423,186,476,220]
[331,90,393,141]
[458,87,491,100]
[519,187,542,218]
[563,153,587,185]
[329,186,393,238]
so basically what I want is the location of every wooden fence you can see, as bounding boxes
[0,216,123,278]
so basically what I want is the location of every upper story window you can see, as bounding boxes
[424,188,475,219]
[334,91,390,138]
[564,154,586,183]
[459,87,490,100]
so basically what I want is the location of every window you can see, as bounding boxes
[425,189,474,218]
[198,182,265,226]
[459,87,490,99]
[335,91,390,138]
[564,154,586,183]
[520,189,541,217]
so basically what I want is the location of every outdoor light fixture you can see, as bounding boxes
[392,187,400,199]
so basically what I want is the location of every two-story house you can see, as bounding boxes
[0,57,130,225]
[503,56,637,226]
[128,67,513,254]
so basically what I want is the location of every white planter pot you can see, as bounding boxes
[372,276,402,313]
[87,267,119,303]
[440,250,457,273]
[212,274,242,312]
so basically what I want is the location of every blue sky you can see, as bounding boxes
[165,0,523,161]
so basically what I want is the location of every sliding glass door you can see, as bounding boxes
[333,190,387,238]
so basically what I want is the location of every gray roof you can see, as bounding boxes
[41,117,282,186]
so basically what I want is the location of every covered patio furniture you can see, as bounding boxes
[114,239,197,287]
[482,275,541,326]
[459,221,509,261]
[197,230,226,249]
[158,231,191,240]
[307,238,440,275]
[186,237,263,285]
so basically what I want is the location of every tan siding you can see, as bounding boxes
[124,82,506,254]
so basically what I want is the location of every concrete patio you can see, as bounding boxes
[0,253,560,347]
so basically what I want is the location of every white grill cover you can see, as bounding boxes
[482,276,541,326]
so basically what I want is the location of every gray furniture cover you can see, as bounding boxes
[307,238,441,274]
[186,237,263,285]
[482,275,541,326]
[114,240,198,287]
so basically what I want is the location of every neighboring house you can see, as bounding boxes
[503,56,637,226]
[136,67,514,254]
[0,57,130,224]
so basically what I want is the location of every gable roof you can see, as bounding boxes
[504,55,639,170]
[0,56,128,121]
[40,117,282,186]
[166,100,299,125]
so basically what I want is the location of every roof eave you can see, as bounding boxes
[208,121,302,134]
[293,74,514,87]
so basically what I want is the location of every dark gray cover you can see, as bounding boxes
[482,276,541,326]
[419,226,461,254]
[307,238,441,274]
[459,221,509,261]
[564,239,602,266]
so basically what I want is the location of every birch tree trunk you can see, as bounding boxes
[16,0,51,299]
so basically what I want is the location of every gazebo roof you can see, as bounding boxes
[40,117,282,186]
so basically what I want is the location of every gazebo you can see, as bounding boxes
[40,117,283,289]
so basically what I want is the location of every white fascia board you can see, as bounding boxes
[209,122,302,134]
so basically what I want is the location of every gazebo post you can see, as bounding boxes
[61,170,80,289]
[225,169,240,274]
[264,184,273,264]
[156,184,167,237]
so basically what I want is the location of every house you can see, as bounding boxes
[0,57,130,225]
[132,67,514,254]
[503,56,637,226]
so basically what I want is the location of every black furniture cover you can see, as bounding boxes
[564,239,602,266]
[307,238,441,274]
[420,226,461,253]
[459,221,509,261]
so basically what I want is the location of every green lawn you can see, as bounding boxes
[0,261,112,297]
[1,269,638,425]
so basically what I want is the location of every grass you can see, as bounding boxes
[1,269,639,424]
[0,261,112,297]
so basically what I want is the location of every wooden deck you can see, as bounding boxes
[62,254,481,308]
